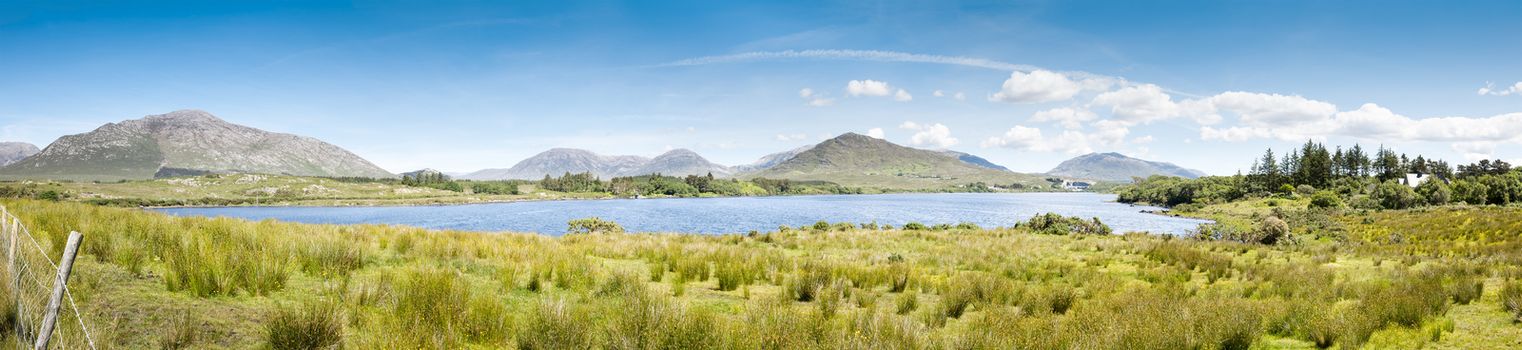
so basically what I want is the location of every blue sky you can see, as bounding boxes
[2,0,1519,175]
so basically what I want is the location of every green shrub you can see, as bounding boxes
[1022,213,1112,235]
[1372,180,1420,209]
[1172,203,1203,213]
[1308,191,1342,209]
[1252,216,1290,245]
[567,217,625,234]
[902,222,927,230]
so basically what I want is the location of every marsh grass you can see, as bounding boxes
[3,199,1519,349]
[265,300,343,350]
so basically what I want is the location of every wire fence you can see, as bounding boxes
[1,206,96,350]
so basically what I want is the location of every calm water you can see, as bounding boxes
[154,193,1208,236]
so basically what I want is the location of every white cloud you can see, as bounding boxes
[990,70,1082,103]
[1199,126,1272,142]
[953,92,966,101]
[847,80,893,97]
[866,128,885,139]
[1478,82,1522,96]
[1132,135,1155,144]
[799,87,835,106]
[1090,120,1131,146]
[899,121,958,148]
[1029,107,1097,129]
[1199,102,1522,144]
[981,125,1044,149]
[1208,91,1337,127]
[1452,142,1496,161]
[1090,84,1183,124]
[894,89,913,102]
[933,90,945,97]
[981,125,1096,154]
[775,133,808,141]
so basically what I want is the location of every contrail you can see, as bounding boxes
[658,49,1038,72]
[653,49,1132,87]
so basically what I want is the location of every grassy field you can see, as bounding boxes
[1,198,1519,349]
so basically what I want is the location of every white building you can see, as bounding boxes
[1062,181,1091,191]
[1400,173,1431,188]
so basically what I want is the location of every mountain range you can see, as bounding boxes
[460,148,733,180]
[0,110,394,181]
[0,142,39,166]
[0,109,1208,186]
[1046,152,1208,182]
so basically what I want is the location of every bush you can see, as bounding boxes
[1253,216,1290,245]
[1308,191,1342,209]
[266,300,344,350]
[1172,203,1203,213]
[1022,213,1112,235]
[567,217,625,234]
[902,222,928,230]
[1372,181,1420,209]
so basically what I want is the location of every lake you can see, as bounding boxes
[154,192,1209,236]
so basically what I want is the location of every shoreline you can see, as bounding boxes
[142,190,1110,209]
[128,188,1089,209]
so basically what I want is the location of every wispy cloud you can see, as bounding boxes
[658,49,1038,71]
[656,49,1185,96]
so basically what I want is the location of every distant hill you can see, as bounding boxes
[744,133,1045,189]
[401,168,448,180]
[0,110,395,181]
[1047,152,1207,182]
[936,150,1011,171]
[733,144,816,173]
[462,148,731,180]
[0,142,39,166]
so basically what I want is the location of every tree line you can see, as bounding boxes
[538,172,863,197]
[1119,140,1521,210]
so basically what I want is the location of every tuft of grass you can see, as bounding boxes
[1503,280,1522,323]
[265,300,343,350]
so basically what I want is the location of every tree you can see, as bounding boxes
[1294,140,1332,187]
[1250,149,1280,193]
[1451,180,1490,205]
[1345,144,1370,177]
[1373,146,1402,181]
[1372,180,1419,209]
[1415,179,1451,206]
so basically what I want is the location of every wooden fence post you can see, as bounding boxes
[34,231,82,350]
[7,212,19,343]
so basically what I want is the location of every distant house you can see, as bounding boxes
[1062,181,1091,191]
[1400,173,1431,188]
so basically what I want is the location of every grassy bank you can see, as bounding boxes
[2,199,1519,349]
[1,173,1055,208]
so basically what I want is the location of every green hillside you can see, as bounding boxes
[747,133,1049,190]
